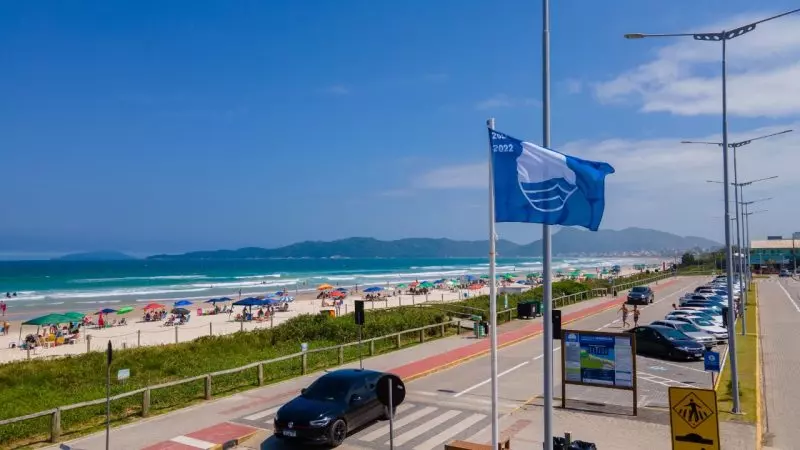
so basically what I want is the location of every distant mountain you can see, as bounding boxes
[55,251,137,261]
[147,228,720,260]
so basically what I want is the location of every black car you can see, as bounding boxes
[274,369,393,447]
[626,286,654,305]
[629,325,705,360]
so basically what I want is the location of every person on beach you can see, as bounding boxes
[618,303,629,328]
[632,305,641,327]
[0,300,6,316]
[2,320,8,336]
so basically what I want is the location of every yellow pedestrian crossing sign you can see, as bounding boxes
[668,387,720,450]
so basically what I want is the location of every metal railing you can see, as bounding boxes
[0,320,457,445]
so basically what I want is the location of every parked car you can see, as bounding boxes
[780,269,791,277]
[627,286,654,305]
[273,369,395,447]
[628,325,705,360]
[667,316,728,342]
[650,320,715,348]
[679,294,713,306]
[666,311,724,328]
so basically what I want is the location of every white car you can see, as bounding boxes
[666,311,724,328]
[667,316,728,343]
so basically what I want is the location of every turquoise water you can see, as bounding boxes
[0,256,658,318]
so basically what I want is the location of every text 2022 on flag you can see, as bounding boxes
[489,129,615,231]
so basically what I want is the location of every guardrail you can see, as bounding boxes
[0,320,458,445]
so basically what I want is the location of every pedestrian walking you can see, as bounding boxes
[633,305,641,327]
[618,303,629,328]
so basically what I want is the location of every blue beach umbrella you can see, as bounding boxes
[279,296,294,302]
[205,298,219,303]
[233,297,265,307]
[95,308,117,315]
[364,286,383,293]
[218,297,231,302]
[466,275,478,281]
[336,287,348,292]
[174,300,193,307]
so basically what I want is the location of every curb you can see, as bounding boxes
[399,277,679,383]
[755,283,763,450]
[142,422,259,450]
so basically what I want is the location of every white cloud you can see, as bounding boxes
[595,11,800,117]
[410,123,800,239]
[564,79,583,94]
[474,94,540,111]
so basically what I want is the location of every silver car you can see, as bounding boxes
[650,320,715,349]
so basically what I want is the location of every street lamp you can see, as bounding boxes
[626,9,800,413]
[740,200,771,281]
[685,130,791,298]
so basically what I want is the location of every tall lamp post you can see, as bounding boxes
[739,198,772,283]
[685,130,791,295]
[624,9,800,414]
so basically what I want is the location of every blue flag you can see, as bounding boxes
[490,129,615,231]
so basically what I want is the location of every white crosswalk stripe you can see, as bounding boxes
[358,406,438,442]
[412,413,486,450]
[387,409,461,446]
[242,405,280,421]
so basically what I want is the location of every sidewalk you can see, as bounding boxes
[48,277,681,450]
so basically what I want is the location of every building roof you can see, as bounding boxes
[751,239,798,249]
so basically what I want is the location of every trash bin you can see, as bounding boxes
[532,300,542,317]
[517,301,535,319]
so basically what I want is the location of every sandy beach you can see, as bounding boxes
[0,266,649,364]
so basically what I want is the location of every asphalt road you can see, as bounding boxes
[758,277,800,449]
[237,276,723,449]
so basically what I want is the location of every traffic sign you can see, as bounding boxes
[376,374,406,408]
[668,387,720,450]
[704,351,721,372]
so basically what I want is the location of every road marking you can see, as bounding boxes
[638,372,693,388]
[359,406,437,442]
[388,409,462,446]
[454,360,530,397]
[412,412,485,450]
[169,435,216,448]
[776,281,800,312]
[637,356,709,374]
[242,406,280,421]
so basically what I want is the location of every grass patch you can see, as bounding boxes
[716,284,758,423]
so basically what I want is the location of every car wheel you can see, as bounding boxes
[382,405,397,420]
[327,419,347,447]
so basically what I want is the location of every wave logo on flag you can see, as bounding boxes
[490,129,615,231]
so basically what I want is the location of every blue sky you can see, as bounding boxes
[3,0,800,257]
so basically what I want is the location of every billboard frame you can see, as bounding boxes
[560,329,638,415]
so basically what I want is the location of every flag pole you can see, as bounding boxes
[486,117,500,450]
[541,0,554,449]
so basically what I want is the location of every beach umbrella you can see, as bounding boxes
[218,297,232,302]
[205,298,219,303]
[22,313,71,326]
[116,306,134,315]
[329,291,345,298]
[468,284,482,291]
[317,283,334,291]
[335,287,348,292]
[364,286,383,293]
[433,278,446,284]
[171,307,190,315]
[63,312,86,320]
[143,303,165,310]
[396,283,408,288]
[279,296,294,302]
[275,290,290,296]
[174,300,193,307]
[465,275,478,281]
[418,282,434,289]
[233,297,264,307]
[479,274,489,279]
[584,274,596,279]
[95,308,117,315]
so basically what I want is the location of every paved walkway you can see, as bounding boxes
[758,277,800,449]
[48,277,680,450]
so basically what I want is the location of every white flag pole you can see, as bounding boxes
[486,117,500,450]
[542,0,554,449]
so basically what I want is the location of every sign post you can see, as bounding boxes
[105,341,112,450]
[668,387,720,450]
[704,351,720,387]
[376,374,405,450]
[354,300,365,370]
[560,329,638,415]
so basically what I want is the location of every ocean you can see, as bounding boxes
[0,256,662,317]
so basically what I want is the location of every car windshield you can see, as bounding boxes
[694,319,714,326]
[676,323,699,333]
[657,327,690,341]
[632,287,647,292]
[302,376,352,402]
